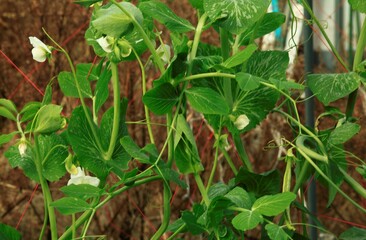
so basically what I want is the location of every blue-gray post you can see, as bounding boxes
[304,0,317,239]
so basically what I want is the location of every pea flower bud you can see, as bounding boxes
[233,114,250,130]
[18,137,27,157]
[156,44,171,65]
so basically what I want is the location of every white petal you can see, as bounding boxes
[234,114,250,130]
[67,176,84,186]
[83,176,100,187]
[18,143,27,157]
[31,48,47,62]
[29,37,51,53]
[96,37,113,53]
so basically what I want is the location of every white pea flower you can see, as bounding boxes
[29,37,52,62]
[67,167,100,187]
[156,44,171,65]
[18,137,27,157]
[234,114,250,130]
[96,36,114,53]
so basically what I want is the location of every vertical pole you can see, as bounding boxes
[304,0,317,239]
[335,0,344,54]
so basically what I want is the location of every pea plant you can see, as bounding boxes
[1,0,366,239]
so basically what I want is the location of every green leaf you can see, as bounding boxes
[0,223,22,240]
[231,86,279,132]
[236,72,261,91]
[58,71,92,98]
[246,50,289,80]
[0,98,17,114]
[232,209,263,231]
[120,136,150,164]
[50,197,91,215]
[328,122,360,145]
[68,107,108,179]
[42,83,53,105]
[142,82,179,115]
[348,0,366,13]
[38,133,68,182]
[181,211,206,235]
[5,146,39,182]
[207,197,234,227]
[158,167,188,189]
[94,67,111,114]
[92,2,143,38]
[307,72,361,105]
[222,44,257,68]
[252,192,296,216]
[340,227,366,240]
[34,104,64,134]
[185,87,229,115]
[20,102,41,122]
[208,182,230,199]
[60,184,104,200]
[269,78,305,91]
[235,168,281,197]
[74,0,102,7]
[224,187,252,209]
[265,223,291,240]
[204,0,271,34]
[139,1,195,33]
[174,114,203,174]
[191,55,223,74]
[0,106,16,121]
[0,132,18,147]
[239,12,286,45]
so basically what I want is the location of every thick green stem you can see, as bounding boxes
[220,28,233,107]
[207,133,221,189]
[105,62,121,160]
[346,17,366,118]
[34,135,57,240]
[233,133,253,172]
[194,172,210,205]
[219,145,238,175]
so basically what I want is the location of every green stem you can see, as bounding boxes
[109,0,165,73]
[134,49,155,144]
[346,17,366,118]
[292,161,310,193]
[297,146,366,214]
[105,62,121,160]
[150,183,171,240]
[220,28,233,107]
[167,223,186,240]
[233,133,253,172]
[300,0,349,71]
[59,175,161,240]
[38,203,48,240]
[207,132,221,189]
[34,134,57,240]
[72,214,76,240]
[194,173,210,205]
[43,29,104,152]
[339,167,366,199]
[219,145,238,175]
[81,209,96,238]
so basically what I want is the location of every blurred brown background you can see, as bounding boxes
[1,0,366,239]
